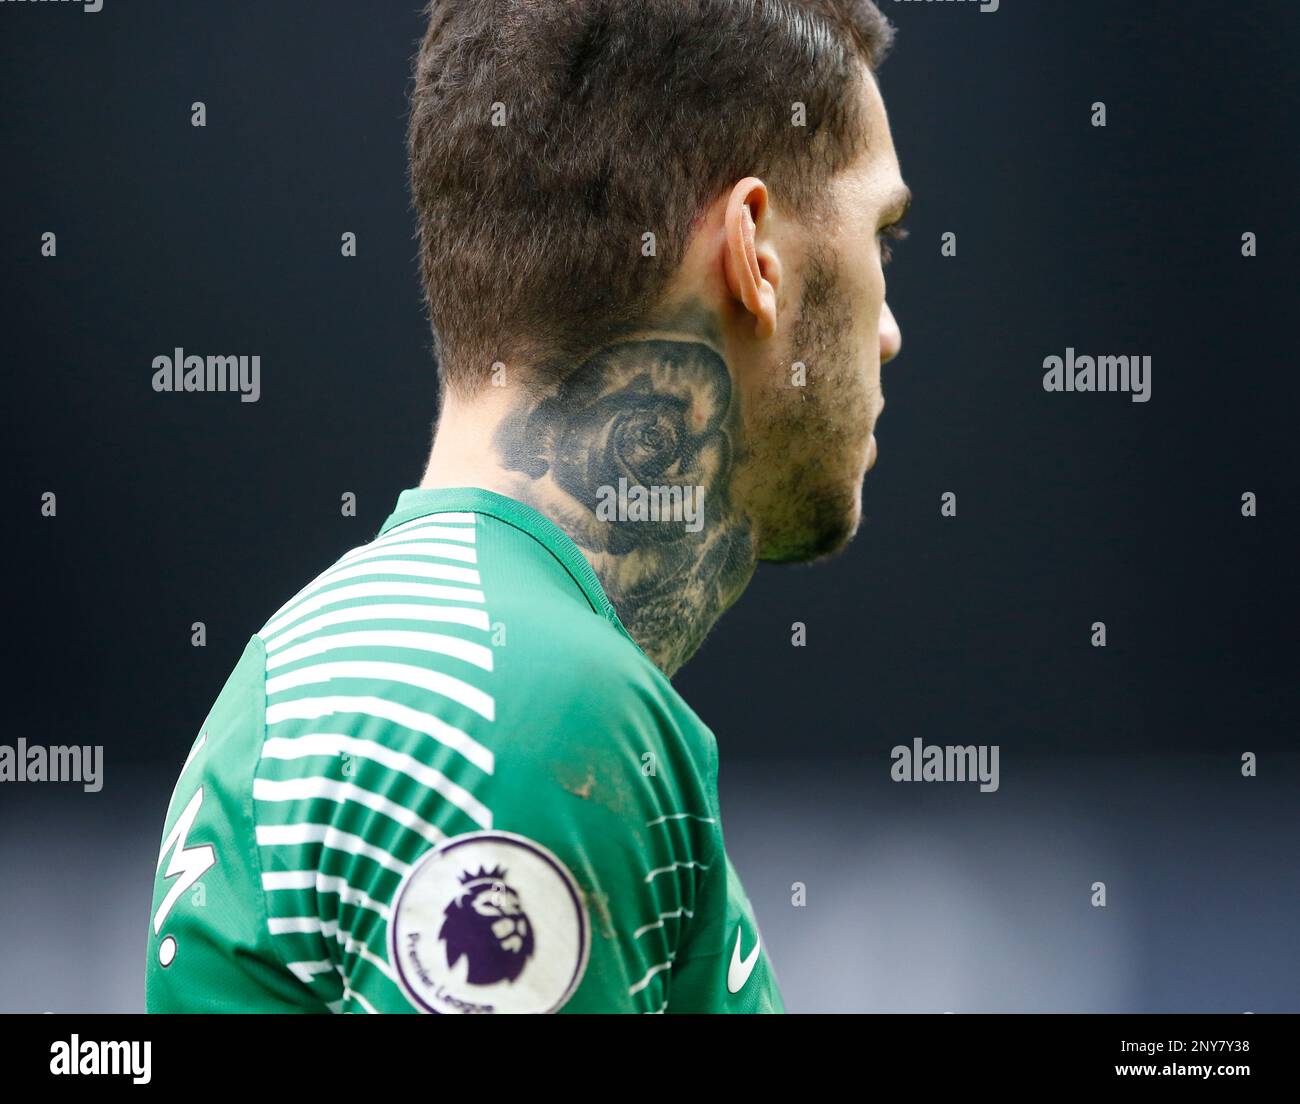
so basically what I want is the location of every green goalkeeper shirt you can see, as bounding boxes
[145,487,783,1014]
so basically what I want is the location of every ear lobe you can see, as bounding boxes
[723,178,778,340]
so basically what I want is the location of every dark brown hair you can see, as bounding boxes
[409,0,893,393]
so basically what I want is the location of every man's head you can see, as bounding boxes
[410,0,907,562]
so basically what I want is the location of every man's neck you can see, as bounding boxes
[420,330,756,676]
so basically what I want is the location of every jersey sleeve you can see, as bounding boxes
[661,834,786,1013]
[146,637,322,1013]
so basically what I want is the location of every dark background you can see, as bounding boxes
[1,0,1297,1011]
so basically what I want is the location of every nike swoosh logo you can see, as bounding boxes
[727,925,761,994]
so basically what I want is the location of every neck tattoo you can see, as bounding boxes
[492,335,756,675]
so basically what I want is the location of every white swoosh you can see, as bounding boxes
[727,925,760,994]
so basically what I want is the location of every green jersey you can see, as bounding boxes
[146,487,783,1014]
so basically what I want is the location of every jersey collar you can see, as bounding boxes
[379,486,633,642]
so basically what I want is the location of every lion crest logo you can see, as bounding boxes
[438,865,536,985]
[390,831,588,1013]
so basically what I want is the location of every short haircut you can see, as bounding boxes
[408,0,894,393]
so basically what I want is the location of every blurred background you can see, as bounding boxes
[1,0,1297,1012]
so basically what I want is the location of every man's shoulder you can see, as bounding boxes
[253,506,715,777]
[488,583,715,774]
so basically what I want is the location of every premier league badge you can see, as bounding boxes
[389,831,589,1014]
